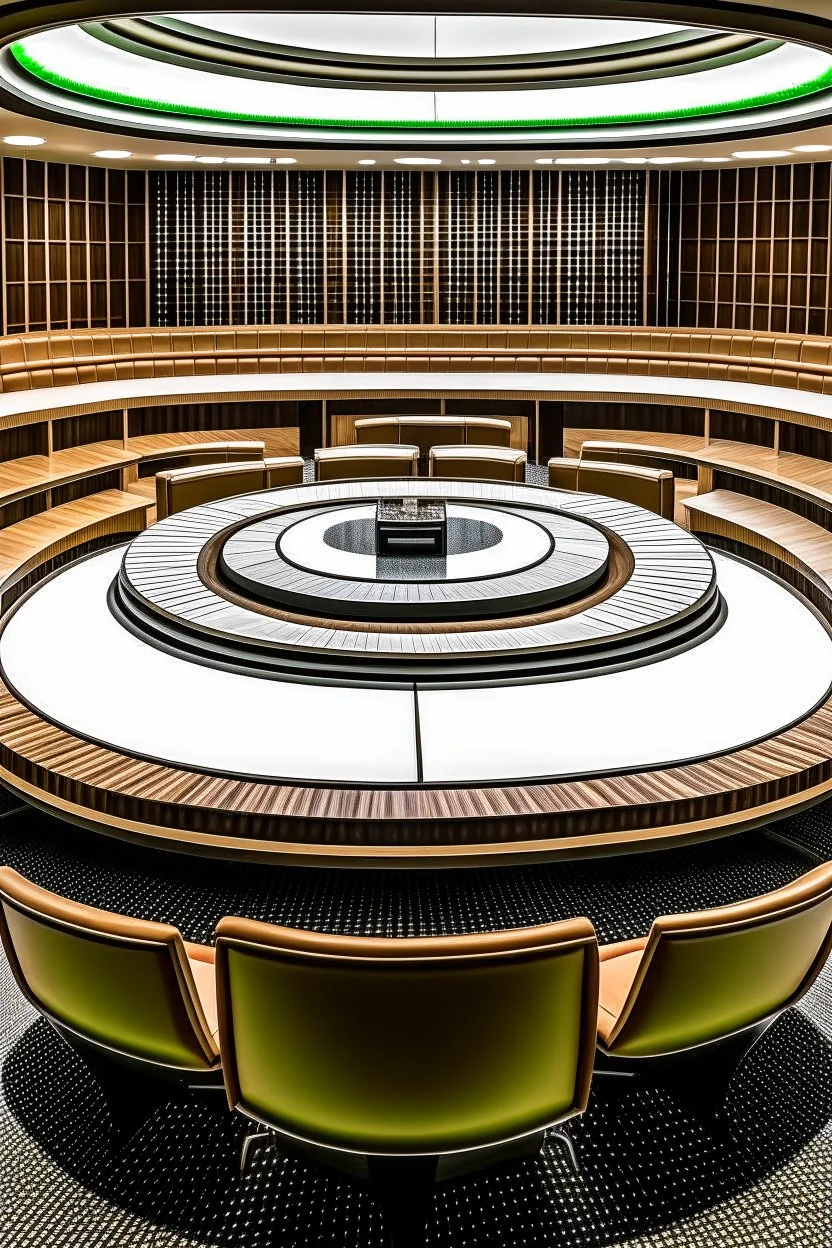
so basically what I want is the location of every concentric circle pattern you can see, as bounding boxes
[220,501,609,622]
[115,478,720,681]
[4,11,832,144]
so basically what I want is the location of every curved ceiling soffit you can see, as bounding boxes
[2,1,832,54]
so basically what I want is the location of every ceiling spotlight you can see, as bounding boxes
[556,157,611,165]
[92,149,131,159]
[534,158,555,165]
[733,150,791,159]
[357,159,376,165]
[460,159,471,165]
[3,135,45,146]
[477,158,496,165]
[619,157,647,164]
[394,157,442,165]
[156,154,196,162]
[647,156,693,164]
[226,156,271,164]
[272,157,297,164]
[195,155,224,164]
[793,144,832,152]
[701,156,731,163]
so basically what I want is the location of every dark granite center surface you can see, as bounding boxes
[322,513,503,581]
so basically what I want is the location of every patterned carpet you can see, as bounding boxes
[0,796,830,1248]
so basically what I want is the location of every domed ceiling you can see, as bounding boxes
[3,12,832,147]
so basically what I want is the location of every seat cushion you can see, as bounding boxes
[596,939,648,1044]
[185,942,218,1039]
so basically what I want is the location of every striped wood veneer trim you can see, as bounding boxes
[1,676,831,861]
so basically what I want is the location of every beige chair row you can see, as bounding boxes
[354,415,512,456]
[1,862,830,1245]
[549,456,675,520]
[5,326,832,395]
[155,456,305,520]
[315,443,527,484]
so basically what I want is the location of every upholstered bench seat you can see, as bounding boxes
[429,445,527,483]
[314,443,419,482]
[548,456,674,520]
[354,415,512,456]
[156,456,304,519]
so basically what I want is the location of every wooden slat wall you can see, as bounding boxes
[650,163,832,335]
[2,157,149,336]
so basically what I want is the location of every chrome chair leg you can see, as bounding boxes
[550,1128,579,1176]
[240,1129,271,1176]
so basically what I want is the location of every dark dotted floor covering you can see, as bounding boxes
[0,807,819,945]
[0,794,830,1248]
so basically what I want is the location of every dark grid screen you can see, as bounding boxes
[151,168,646,326]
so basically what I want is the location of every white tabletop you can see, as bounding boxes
[2,545,829,786]
[0,371,830,426]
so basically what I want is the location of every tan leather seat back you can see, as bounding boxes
[605,862,832,1058]
[264,455,305,488]
[547,457,581,491]
[315,444,419,481]
[215,918,598,1156]
[0,867,218,1070]
[398,417,467,457]
[577,461,674,520]
[156,461,268,519]
[430,446,526,483]
[150,440,266,468]
[354,418,401,445]
[460,417,512,447]
[580,441,669,472]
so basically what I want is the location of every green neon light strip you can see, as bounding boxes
[11,41,832,131]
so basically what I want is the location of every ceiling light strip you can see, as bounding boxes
[11,42,832,131]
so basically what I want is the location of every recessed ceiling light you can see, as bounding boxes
[394,157,442,165]
[3,135,45,146]
[460,159,471,165]
[477,158,496,165]
[272,157,297,164]
[734,150,791,159]
[357,159,376,165]
[534,158,554,165]
[226,156,271,164]
[195,155,224,164]
[92,149,131,159]
[647,156,693,164]
[155,154,196,162]
[556,157,611,165]
[701,156,731,163]
[619,157,647,164]
[793,144,832,152]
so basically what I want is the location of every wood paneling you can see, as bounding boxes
[651,163,832,335]
[2,158,148,335]
[0,489,150,607]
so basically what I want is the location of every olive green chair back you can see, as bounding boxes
[601,862,832,1059]
[0,867,218,1071]
[215,918,598,1157]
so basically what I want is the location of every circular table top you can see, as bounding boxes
[1,472,831,863]
[220,500,610,622]
[118,478,718,679]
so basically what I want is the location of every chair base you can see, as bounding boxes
[52,1022,225,1145]
[594,1020,773,1128]
[238,1125,560,1248]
